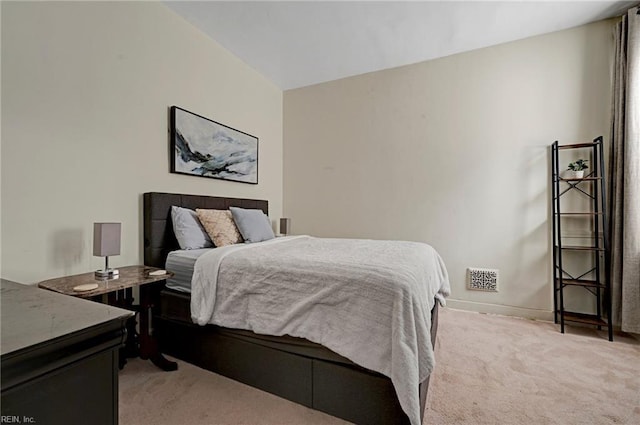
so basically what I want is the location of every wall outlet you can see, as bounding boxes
[467,267,499,292]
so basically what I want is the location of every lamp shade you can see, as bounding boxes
[93,223,121,257]
[279,218,290,235]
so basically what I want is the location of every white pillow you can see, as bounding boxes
[171,206,214,250]
[229,207,275,243]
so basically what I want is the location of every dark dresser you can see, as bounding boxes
[1,279,133,425]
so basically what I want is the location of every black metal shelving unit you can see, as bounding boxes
[551,136,612,341]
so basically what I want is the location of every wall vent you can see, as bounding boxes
[467,268,499,292]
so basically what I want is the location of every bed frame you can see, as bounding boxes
[143,192,439,425]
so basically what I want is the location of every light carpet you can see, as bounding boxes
[119,308,640,424]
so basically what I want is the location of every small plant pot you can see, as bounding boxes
[573,170,585,179]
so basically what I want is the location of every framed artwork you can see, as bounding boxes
[170,106,258,184]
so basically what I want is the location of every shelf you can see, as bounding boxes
[558,142,598,150]
[556,212,603,216]
[556,278,604,288]
[551,137,611,340]
[559,177,601,181]
[561,311,608,326]
[557,245,605,252]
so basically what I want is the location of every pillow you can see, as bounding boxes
[196,209,243,247]
[229,207,275,243]
[171,206,214,250]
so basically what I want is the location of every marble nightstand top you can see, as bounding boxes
[38,265,174,298]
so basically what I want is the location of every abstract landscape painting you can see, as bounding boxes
[170,106,258,184]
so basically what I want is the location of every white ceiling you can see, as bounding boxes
[165,1,636,90]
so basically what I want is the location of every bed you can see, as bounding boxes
[143,192,447,425]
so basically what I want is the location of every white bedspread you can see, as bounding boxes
[191,235,450,425]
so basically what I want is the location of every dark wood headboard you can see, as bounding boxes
[143,192,269,268]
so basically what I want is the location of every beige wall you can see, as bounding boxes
[284,21,614,319]
[1,2,283,283]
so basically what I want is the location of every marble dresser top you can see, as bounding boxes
[1,279,133,356]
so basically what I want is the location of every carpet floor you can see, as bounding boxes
[119,308,640,424]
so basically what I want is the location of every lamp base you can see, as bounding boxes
[95,268,119,278]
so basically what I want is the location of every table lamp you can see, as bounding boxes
[279,218,290,236]
[93,222,121,278]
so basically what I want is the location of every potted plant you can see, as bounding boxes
[567,159,588,178]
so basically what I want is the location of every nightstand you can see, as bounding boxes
[39,265,177,371]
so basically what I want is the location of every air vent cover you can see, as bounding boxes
[467,267,499,292]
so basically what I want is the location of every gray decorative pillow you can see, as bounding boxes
[171,206,214,250]
[229,207,275,243]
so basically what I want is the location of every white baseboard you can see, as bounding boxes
[445,299,554,322]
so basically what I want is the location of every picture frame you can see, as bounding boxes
[170,106,258,184]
